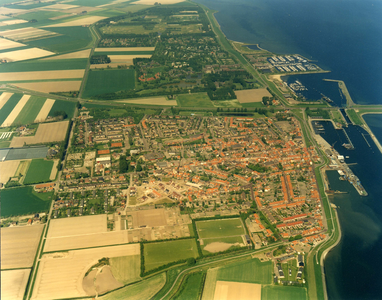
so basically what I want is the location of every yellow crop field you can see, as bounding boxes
[0,92,13,110]
[95,47,156,52]
[0,48,54,62]
[1,269,31,300]
[0,70,85,82]
[214,281,261,300]
[43,49,91,60]
[45,16,106,27]
[117,97,177,106]
[0,27,56,41]
[13,81,82,93]
[31,244,140,300]
[10,120,69,147]
[0,37,25,51]
[235,88,272,103]
[0,160,20,184]
[1,225,44,269]
[34,99,55,123]
[1,94,30,127]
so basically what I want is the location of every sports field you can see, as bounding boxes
[177,93,214,108]
[144,239,199,271]
[1,225,44,269]
[196,218,245,239]
[235,88,272,103]
[99,273,166,300]
[202,236,244,254]
[23,159,53,184]
[261,285,307,300]
[83,69,135,98]
[110,255,141,285]
[0,186,53,217]
[216,258,273,284]
[12,96,46,125]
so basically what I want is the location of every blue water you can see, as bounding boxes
[193,0,382,299]
[195,0,382,105]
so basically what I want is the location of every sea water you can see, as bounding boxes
[193,0,382,298]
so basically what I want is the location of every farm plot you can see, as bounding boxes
[0,19,28,26]
[5,146,48,160]
[44,16,106,27]
[10,120,69,147]
[82,69,135,98]
[12,96,46,125]
[0,48,55,62]
[14,81,82,93]
[214,281,261,300]
[1,269,31,300]
[144,239,198,271]
[0,27,57,41]
[0,70,85,82]
[46,99,76,120]
[43,3,80,10]
[0,37,26,51]
[0,160,19,184]
[117,97,177,106]
[235,88,272,103]
[172,271,205,300]
[47,214,107,238]
[196,218,246,239]
[109,255,141,285]
[0,93,23,126]
[23,159,54,184]
[109,54,151,62]
[43,49,91,60]
[34,99,55,123]
[31,244,139,300]
[44,230,130,252]
[261,285,307,300]
[1,94,30,127]
[177,93,214,108]
[216,258,273,284]
[0,92,13,110]
[1,225,44,269]
[99,273,166,300]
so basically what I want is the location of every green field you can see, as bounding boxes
[0,59,88,73]
[23,159,53,185]
[196,218,245,239]
[28,27,93,53]
[17,10,65,21]
[70,0,115,6]
[47,100,77,119]
[217,258,273,284]
[110,255,141,285]
[176,93,214,108]
[144,239,199,271]
[0,93,23,125]
[346,109,364,125]
[99,273,166,300]
[262,285,307,300]
[12,96,47,126]
[0,186,53,217]
[173,272,205,300]
[0,140,11,148]
[83,69,135,98]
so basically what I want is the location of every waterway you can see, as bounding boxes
[193,0,382,298]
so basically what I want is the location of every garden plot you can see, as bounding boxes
[44,16,106,27]
[0,27,57,41]
[214,281,261,300]
[1,225,44,269]
[10,120,69,147]
[0,70,85,82]
[14,81,81,93]
[31,244,139,300]
[1,94,30,127]
[34,99,55,123]
[1,269,31,300]
[0,92,13,110]
[0,48,54,62]
[235,88,272,103]
[0,37,25,51]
